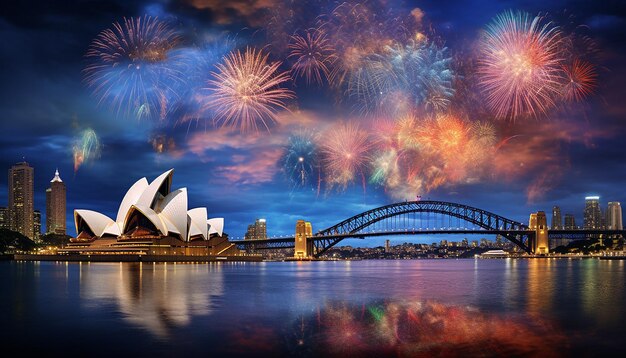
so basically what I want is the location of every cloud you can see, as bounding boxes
[184,0,278,26]
[214,148,283,185]
[492,118,615,202]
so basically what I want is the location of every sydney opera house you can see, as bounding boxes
[57,169,253,261]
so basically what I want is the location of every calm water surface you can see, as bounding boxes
[2,259,625,357]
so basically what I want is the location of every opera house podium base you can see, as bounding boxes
[18,235,262,262]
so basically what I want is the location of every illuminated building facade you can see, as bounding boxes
[66,169,242,258]
[529,211,549,254]
[294,220,313,258]
[9,161,34,239]
[46,169,66,234]
[551,206,562,230]
[607,202,623,230]
[584,196,602,229]
[245,219,267,240]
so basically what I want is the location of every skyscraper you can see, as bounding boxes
[33,210,41,242]
[244,218,267,240]
[584,196,602,230]
[564,214,577,229]
[46,169,66,234]
[551,206,562,230]
[606,202,623,230]
[9,161,34,239]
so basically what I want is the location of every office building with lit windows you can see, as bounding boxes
[8,161,34,239]
[584,196,602,230]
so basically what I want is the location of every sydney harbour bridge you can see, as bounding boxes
[232,200,626,258]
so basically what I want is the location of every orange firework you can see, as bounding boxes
[205,47,295,132]
[562,59,597,102]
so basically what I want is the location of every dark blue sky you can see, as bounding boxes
[1,0,625,246]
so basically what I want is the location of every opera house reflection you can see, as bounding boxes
[78,262,224,338]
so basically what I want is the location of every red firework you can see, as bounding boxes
[562,59,597,102]
[288,28,337,85]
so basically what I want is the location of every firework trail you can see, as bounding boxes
[477,11,564,120]
[288,28,337,85]
[204,47,295,132]
[320,121,374,190]
[73,129,101,173]
[83,16,185,120]
[279,131,321,190]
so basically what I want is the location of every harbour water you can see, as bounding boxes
[2,259,625,357]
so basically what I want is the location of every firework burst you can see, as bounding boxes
[387,41,455,112]
[83,16,185,120]
[320,121,374,190]
[477,11,564,120]
[73,129,101,172]
[279,131,321,189]
[205,47,295,132]
[288,28,336,85]
[320,2,412,90]
[561,59,597,102]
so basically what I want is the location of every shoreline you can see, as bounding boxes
[4,254,624,263]
[11,253,262,263]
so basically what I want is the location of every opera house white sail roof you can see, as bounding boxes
[74,169,224,242]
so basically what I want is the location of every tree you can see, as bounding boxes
[40,233,72,246]
[0,229,37,253]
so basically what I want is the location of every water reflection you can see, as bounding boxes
[3,259,626,356]
[79,262,223,338]
[283,300,568,357]
[526,258,556,314]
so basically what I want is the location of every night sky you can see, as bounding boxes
[1,0,625,245]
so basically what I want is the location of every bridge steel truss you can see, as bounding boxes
[311,200,532,256]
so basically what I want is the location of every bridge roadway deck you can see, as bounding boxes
[232,229,626,250]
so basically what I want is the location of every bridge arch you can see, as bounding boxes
[313,200,531,256]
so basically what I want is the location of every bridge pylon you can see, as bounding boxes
[529,211,549,254]
[294,220,313,259]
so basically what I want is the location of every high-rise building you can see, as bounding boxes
[606,202,623,230]
[46,169,66,234]
[564,214,576,229]
[584,196,602,230]
[385,239,390,253]
[244,218,267,240]
[33,210,41,242]
[551,206,562,230]
[9,161,34,239]
[0,207,8,230]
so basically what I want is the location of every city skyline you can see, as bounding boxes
[0,162,622,245]
[1,1,626,246]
